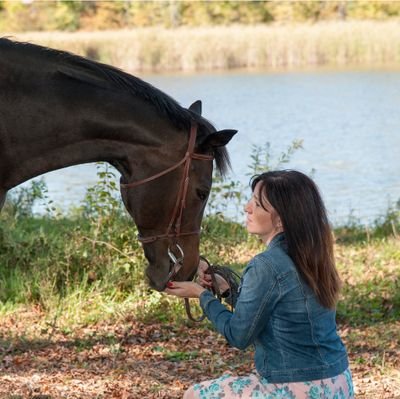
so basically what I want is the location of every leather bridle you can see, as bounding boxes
[120,122,214,281]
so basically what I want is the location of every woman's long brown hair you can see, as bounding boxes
[251,170,341,309]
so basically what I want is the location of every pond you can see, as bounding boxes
[15,67,400,226]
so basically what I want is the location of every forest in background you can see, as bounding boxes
[1,0,400,32]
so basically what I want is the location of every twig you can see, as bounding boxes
[390,220,398,238]
[82,236,135,261]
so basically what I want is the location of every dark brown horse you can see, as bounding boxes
[0,38,236,291]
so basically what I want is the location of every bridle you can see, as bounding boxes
[120,122,214,282]
[120,123,235,323]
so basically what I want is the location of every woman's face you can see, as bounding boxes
[245,181,282,244]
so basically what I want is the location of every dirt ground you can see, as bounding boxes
[0,311,399,399]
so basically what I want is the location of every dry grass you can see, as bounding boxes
[4,21,400,72]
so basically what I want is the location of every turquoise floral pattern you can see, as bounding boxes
[190,369,354,399]
[344,369,354,398]
[265,387,296,398]
[229,377,252,395]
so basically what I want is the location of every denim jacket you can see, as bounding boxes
[200,233,349,383]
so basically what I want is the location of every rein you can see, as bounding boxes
[184,257,241,322]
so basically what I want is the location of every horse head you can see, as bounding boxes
[120,101,237,291]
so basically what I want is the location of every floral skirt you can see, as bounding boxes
[189,368,354,399]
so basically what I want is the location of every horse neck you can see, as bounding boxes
[0,42,189,191]
[1,96,187,190]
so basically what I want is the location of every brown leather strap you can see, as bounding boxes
[138,230,199,244]
[184,298,206,322]
[120,124,212,189]
[121,122,213,244]
[120,156,188,189]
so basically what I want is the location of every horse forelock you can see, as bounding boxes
[214,146,231,178]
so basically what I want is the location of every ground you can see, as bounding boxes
[0,309,399,399]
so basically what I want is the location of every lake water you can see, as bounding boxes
[14,67,400,226]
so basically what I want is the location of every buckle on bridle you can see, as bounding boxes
[167,243,184,281]
[168,243,184,265]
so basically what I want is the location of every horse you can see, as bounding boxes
[0,38,237,292]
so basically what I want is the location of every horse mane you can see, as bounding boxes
[1,37,231,176]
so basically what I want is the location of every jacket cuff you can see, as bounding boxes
[199,289,218,311]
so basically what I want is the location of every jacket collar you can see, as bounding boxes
[267,232,286,251]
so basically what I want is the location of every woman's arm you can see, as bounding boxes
[164,256,278,350]
[200,256,278,350]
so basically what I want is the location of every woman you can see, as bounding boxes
[165,170,354,399]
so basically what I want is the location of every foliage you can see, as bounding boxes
[246,139,304,177]
[0,164,142,309]
[205,174,243,218]
[206,139,303,218]
[51,0,84,32]
[2,1,400,32]
[79,162,122,221]
[4,178,55,219]
[372,199,400,238]
[335,236,400,326]
[335,200,400,245]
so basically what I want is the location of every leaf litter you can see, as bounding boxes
[0,309,399,399]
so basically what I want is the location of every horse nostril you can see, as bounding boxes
[145,265,170,292]
[146,274,165,292]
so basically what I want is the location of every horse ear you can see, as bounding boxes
[202,129,238,148]
[189,100,202,116]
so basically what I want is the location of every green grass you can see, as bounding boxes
[0,208,399,331]
[336,237,400,326]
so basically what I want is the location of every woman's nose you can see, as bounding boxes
[244,201,251,213]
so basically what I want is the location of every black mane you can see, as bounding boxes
[1,37,231,175]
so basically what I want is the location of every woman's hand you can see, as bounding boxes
[197,259,230,295]
[197,259,213,288]
[164,258,231,298]
[164,281,206,298]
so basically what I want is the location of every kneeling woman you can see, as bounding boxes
[166,170,354,399]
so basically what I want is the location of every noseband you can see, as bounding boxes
[120,122,213,263]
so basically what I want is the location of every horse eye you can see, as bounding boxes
[196,190,209,201]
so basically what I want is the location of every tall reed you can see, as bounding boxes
[7,21,400,72]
